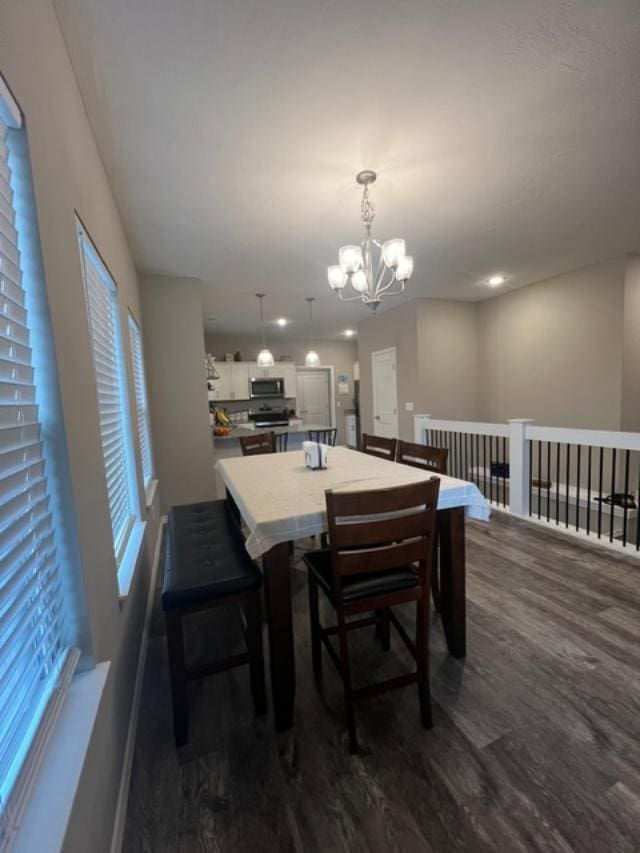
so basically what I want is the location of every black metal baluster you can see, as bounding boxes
[483,434,487,498]
[464,433,468,480]
[502,436,507,507]
[586,446,592,536]
[622,449,630,547]
[597,447,604,539]
[458,432,462,478]
[565,444,571,528]
[537,439,542,519]
[470,432,475,484]
[555,442,561,525]
[528,440,533,516]
[489,435,494,504]
[609,448,617,543]
[576,445,581,532]
[475,434,480,485]
[546,441,551,521]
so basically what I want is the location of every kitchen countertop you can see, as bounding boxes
[213,424,330,441]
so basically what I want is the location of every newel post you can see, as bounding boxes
[413,414,431,444]
[508,419,533,517]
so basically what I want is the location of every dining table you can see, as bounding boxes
[215,445,491,732]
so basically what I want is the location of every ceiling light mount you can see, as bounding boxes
[487,274,506,287]
[356,169,377,186]
[328,170,413,311]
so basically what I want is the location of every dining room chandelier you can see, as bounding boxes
[327,170,413,311]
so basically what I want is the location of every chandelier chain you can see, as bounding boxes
[360,184,376,232]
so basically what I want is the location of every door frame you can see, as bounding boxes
[371,346,398,438]
[295,365,336,429]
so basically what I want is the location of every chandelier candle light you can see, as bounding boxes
[327,170,413,310]
[255,293,275,367]
[305,297,321,367]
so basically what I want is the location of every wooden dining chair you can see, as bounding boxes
[362,433,397,461]
[396,440,448,475]
[396,440,447,612]
[303,477,441,753]
[275,432,289,452]
[239,431,275,456]
[308,427,337,446]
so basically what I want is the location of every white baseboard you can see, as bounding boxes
[110,514,167,853]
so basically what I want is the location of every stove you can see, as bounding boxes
[249,407,290,429]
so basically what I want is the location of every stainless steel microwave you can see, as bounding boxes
[249,376,285,398]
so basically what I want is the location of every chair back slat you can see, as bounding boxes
[330,511,429,549]
[308,427,337,446]
[362,433,397,461]
[329,478,435,517]
[239,431,276,456]
[397,440,448,474]
[326,479,440,582]
[337,539,431,575]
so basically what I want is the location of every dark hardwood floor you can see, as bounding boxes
[122,513,640,852]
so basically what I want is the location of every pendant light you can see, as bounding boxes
[255,293,275,367]
[305,297,321,367]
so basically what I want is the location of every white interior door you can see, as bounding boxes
[297,370,331,427]
[372,347,398,437]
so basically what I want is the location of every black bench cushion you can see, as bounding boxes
[303,548,418,603]
[162,500,261,610]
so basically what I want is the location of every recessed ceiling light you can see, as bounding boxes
[275,317,287,327]
[487,275,505,287]
[344,329,356,337]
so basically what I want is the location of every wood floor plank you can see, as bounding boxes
[123,513,640,852]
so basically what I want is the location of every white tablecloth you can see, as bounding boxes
[216,446,491,558]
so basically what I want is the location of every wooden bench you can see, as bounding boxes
[162,500,267,745]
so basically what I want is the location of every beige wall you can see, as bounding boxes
[205,333,358,443]
[416,300,481,420]
[622,255,640,431]
[478,258,626,428]
[144,276,215,512]
[358,300,480,440]
[0,2,161,850]
[358,259,631,438]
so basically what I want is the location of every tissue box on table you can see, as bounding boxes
[303,440,329,470]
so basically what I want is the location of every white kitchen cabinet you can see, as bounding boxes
[230,362,249,399]
[210,362,250,400]
[209,363,231,400]
[281,364,297,398]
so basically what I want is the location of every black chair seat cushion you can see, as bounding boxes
[303,548,418,603]
[162,500,261,610]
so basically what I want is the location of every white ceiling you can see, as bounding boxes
[54,0,640,339]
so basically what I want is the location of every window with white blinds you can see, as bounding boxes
[128,314,154,490]
[77,226,138,565]
[0,93,78,848]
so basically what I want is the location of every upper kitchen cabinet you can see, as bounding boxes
[209,362,250,400]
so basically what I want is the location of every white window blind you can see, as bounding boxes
[128,314,154,490]
[0,105,78,850]
[78,227,137,565]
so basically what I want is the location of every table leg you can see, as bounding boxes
[437,506,466,657]
[262,541,296,732]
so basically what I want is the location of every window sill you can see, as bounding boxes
[145,478,158,510]
[117,519,146,600]
[12,662,110,853]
